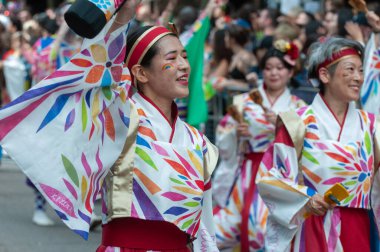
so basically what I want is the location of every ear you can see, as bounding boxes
[131,65,149,84]
[318,67,330,85]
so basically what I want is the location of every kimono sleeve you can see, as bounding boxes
[0,20,133,240]
[192,135,219,252]
[212,114,239,207]
[256,125,316,228]
[370,115,380,234]
[244,102,275,145]
[215,114,238,162]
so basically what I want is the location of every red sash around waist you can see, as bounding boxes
[99,217,190,251]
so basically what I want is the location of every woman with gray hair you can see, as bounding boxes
[256,36,380,251]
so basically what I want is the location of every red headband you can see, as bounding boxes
[317,47,361,72]
[126,26,172,86]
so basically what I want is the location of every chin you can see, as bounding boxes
[346,94,360,102]
[176,92,189,99]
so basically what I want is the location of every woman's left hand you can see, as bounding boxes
[306,194,334,216]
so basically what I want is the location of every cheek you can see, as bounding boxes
[161,63,175,72]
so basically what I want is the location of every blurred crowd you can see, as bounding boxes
[1,0,380,122]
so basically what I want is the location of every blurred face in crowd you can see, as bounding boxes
[136,4,151,23]
[323,11,338,36]
[18,10,31,23]
[322,56,363,102]
[296,12,310,28]
[263,57,293,91]
[136,35,190,101]
[258,9,270,29]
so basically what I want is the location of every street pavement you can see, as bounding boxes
[0,156,101,252]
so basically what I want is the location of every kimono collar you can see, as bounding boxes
[258,83,291,112]
[134,92,178,129]
[311,93,357,141]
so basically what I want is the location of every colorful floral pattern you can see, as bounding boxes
[131,111,209,236]
[257,98,378,251]
[301,109,374,208]
[361,40,380,114]
[213,89,305,251]
[89,0,125,21]
[0,25,131,239]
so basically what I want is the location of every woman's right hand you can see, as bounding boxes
[306,194,334,216]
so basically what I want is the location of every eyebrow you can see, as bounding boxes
[164,49,187,56]
[341,61,362,67]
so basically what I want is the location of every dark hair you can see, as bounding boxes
[225,23,249,47]
[125,26,176,68]
[303,20,324,54]
[260,47,293,70]
[213,29,233,63]
[176,6,198,34]
[232,3,255,29]
[34,12,58,35]
[10,15,22,31]
[337,8,353,37]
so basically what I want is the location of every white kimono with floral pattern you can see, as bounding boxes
[257,94,380,251]
[214,84,305,251]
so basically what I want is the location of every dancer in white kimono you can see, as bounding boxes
[213,40,305,251]
[257,37,380,251]
[0,0,220,251]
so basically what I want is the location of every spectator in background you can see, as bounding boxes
[176,5,198,35]
[2,32,31,102]
[323,10,338,36]
[17,8,32,23]
[257,8,279,39]
[213,23,257,92]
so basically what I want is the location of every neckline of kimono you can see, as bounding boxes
[319,93,349,141]
[262,83,286,108]
[137,91,179,142]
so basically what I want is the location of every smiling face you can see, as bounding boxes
[322,55,363,102]
[262,57,293,91]
[139,35,190,101]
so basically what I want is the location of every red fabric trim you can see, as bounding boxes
[99,217,190,250]
[240,152,265,251]
[169,102,178,142]
[304,214,329,252]
[320,94,348,141]
[337,107,348,141]
[138,92,178,142]
[275,124,295,147]
[340,208,370,252]
[317,47,361,72]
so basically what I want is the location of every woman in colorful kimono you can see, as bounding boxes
[0,0,219,251]
[256,37,380,251]
[213,40,306,251]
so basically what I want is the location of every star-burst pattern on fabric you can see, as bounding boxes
[0,25,131,239]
